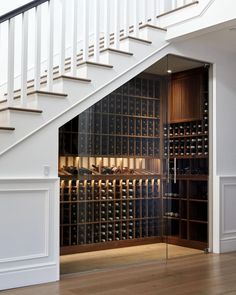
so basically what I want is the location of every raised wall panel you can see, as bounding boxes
[0,179,59,291]
[0,189,49,262]
[220,177,236,253]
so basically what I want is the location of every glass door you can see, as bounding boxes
[163,55,209,259]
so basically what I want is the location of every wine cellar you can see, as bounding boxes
[59,67,209,255]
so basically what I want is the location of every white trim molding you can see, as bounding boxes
[220,177,236,253]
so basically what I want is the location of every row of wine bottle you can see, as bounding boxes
[60,218,160,247]
[78,113,161,136]
[113,77,160,98]
[60,179,159,202]
[164,119,208,138]
[164,136,208,157]
[61,165,134,176]
[60,133,160,157]
[168,158,208,175]
[60,199,160,224]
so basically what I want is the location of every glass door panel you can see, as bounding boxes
[163,55,209,259]
[59,73,168,274]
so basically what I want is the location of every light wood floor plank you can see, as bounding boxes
[2,252,236,295]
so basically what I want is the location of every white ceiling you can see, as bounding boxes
[145,54,205,76]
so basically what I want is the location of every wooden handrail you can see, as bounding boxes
[0,0,49,24]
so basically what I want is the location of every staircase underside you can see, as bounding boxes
[0,25,169,156]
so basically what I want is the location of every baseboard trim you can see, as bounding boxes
[0,263,58,291]
[220,237,236,253]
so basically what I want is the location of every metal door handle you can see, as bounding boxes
[174,157,177,184]
[167,158,170,183]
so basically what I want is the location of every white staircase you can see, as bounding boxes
[0,0,200,156]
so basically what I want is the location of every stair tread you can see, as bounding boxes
[77,61,113,68]
[139,24,167,31]
[27,90,68,97]
[0,126,15,131]
[0,99,7,104]
[54,75,91,83]
[120,36,152,44]
[0,107,43,113]
[100,48,134,56]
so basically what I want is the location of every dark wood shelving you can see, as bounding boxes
[162,68,209,250]
[189,199,208,203]
[168,132,208,139]
[189,219,208,224]
[72,132,160,139]
[82,112,161,120]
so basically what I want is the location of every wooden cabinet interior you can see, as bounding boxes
[170,68,202,123]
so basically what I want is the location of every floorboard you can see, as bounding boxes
[3,252,236,295]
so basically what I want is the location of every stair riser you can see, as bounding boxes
[0,111,10,126]
[0,110,44,153]
[99,52,135,72]
[53,79,93,98]
[120,39,156,60]
[4,111,43,128]
[27,94,69,114]
[139,27,167,46]
[76,65,116,88]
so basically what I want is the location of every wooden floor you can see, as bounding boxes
[3,252,236,295]
[61,243,202,274]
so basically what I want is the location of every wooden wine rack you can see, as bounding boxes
[59,69,209,254]
[59,75,164,254]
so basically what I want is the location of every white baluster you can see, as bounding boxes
[144,0,147,24]
[83,0,89,61]
[177,0,185,7]
[21,11,29,106]
[48,0,54,91]
[60,0,66,75]
[114,0,120,49]
[0,26,2,100]
[171,0,176,10]
[152,0,157,24]
[124,0,129,37]
[7,18,15,106]
[159,0,165,14]
[72,0,78,75]
[94,0,100,61]
[133,0,139,37]
[104,0,110,48]
[35,5,42,90]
